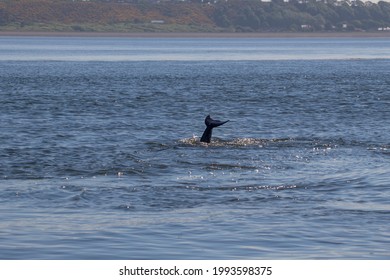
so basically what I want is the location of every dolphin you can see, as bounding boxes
[200,115,229,143]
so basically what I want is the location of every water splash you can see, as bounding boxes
[178,137,292,147]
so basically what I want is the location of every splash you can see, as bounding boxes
[179,136,268,147]
[178,136,292,147]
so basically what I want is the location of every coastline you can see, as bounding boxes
[1,31,390,38]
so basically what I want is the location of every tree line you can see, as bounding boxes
[212,0,390,32]
[1,0,390,32]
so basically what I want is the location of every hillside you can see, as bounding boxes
[1,0,390,32]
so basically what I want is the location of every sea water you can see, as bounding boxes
[0,36,389,259]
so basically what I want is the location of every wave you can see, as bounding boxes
[367,145,390,156]
[178,136,390,150]
[178,136,293,147]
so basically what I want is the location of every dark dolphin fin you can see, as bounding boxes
[200,126,213,143]
[200,115,229,143]
[205,115,230,128]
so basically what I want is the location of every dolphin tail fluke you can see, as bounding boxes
[200,115,229,143]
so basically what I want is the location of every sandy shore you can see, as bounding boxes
[1,31,390,38]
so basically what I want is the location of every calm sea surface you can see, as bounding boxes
[0,36,389,259]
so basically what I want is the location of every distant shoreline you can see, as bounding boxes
[1,31,390,38]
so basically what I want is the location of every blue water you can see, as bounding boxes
[0,36,389,259]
